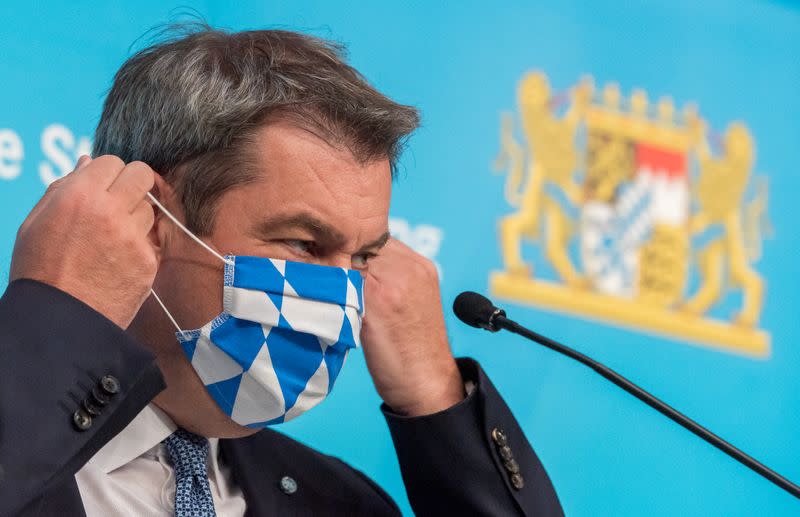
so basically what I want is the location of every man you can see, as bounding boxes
[0,26,562,516]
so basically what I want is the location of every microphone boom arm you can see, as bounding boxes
[493,314,800,500]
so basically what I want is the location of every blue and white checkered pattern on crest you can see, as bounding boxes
[177,255,365,428]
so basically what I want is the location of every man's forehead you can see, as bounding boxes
[214,121,393,247]
[249,121,393,183]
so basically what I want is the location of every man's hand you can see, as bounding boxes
[361,238,464,417]
[10,155,158,329]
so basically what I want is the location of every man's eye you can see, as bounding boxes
[284,240,313,255]
[352,253,377,269]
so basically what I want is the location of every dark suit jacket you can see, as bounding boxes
[0,279,563,516]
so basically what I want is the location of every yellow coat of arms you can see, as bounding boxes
[490,71,771,356]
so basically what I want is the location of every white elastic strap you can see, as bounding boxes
[146,192,233,266]
[149,288,189,339]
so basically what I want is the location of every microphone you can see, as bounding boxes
[453,291,800,500]
[452,290,506,331]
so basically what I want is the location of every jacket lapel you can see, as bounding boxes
[221,433,280,517]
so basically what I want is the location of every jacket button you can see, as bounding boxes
[498,445,513,461]
[82,398,102,416]
[279,475,298,495]
[91,386,111,406]
[73,409,93,431]
[510,473,525,490]
[491,428,508,447]
[100,375,121,395]
[504,458,520,474]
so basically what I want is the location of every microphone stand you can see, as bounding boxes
[494,314,800,500]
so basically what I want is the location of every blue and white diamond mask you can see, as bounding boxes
[147,194,364,427]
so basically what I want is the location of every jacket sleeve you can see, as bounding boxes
[0,279,166,516]
[382,357,563,517]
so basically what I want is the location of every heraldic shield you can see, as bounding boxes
[490,71,771,356]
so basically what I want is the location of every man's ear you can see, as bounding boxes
[149,173,177,261]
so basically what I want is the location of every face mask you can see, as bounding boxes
[147,193,364,427]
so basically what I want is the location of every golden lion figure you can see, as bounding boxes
[494,72,591,287]
[683,123,765,327]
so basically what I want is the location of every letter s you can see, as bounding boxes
[39,124,92,185]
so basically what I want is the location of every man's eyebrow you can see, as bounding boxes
[254,213,390,252]
[255,212,347,244]
[358,231,391,253]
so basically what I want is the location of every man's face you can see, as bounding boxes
[146,120,392,437]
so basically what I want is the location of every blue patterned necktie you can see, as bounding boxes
[163,429,217,517]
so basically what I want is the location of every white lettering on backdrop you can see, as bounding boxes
[39,124,92,185]
[0,129,24,180]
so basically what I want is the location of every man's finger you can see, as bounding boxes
[73,154,127,190]
[384,237,416,255]
[108,162,156,213]
[372,238,419,267]
[131,197,156,234]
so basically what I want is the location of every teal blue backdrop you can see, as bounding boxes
[1,1,798,515]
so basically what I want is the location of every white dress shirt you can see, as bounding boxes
[75,403,247,516]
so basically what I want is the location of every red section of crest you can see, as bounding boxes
[635,143,686,178]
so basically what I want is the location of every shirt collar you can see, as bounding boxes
[89,403,177,474]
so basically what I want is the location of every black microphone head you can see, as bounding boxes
[453,291,505,331]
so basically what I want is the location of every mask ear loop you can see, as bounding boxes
[149,288,190,340]
[146,193,233,266]
[145,192,234,338]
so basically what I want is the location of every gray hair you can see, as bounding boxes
[93,24,420,234]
